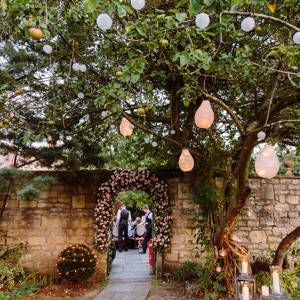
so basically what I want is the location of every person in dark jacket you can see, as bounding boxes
[141,204,152,254]
[116,202,132,252]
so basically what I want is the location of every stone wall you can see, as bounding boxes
[0,171,109,279]
[0,171,299,277]
[234,177,300,257]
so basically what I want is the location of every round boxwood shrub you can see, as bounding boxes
[57,244,97,282]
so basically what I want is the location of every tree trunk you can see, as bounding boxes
[272,226,300,267]
[214,134,257,248]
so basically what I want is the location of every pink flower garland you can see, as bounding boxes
[94,169,172,252]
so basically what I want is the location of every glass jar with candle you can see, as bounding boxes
[240,256,250,276]
[270,266,281,295]
[236,278,255,300]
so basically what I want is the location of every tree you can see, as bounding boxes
[0,0,299,292]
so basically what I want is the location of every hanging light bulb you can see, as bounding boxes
[257,131,266,140]
[77,92,84,99]
[178,149,194,172]
[241,17,255,32]
[119,117,134,137]
[292,32,300,44]
[131,0,145,10]
[79,64,87,72]
[194,100,214,129]
[43,44,53,54]
[255,144,280,179]
[96,13,113,31]
[195,13,210,29]
[72,63,80,72]
[216,265,222,273]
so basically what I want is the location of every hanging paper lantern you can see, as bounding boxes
[255,144,280,179]
[96,13,112,31]
[152,141,158,147]
[131,0,145,10]
[195,13,210,29]
[79,64,87,72]
[194,100,214,129]
[119,117,134,137]
[43,44,52,54]
[77,92,84,99]
[178,149,194,172]
[257,131,266,140]
[241,17,255,32]
[72,63,80,72]
[293,32,300,44]
[170,130,175,135]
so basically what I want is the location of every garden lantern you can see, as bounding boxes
[241,17,255,32]
[240,257,249,275]
[119,117,134,137]
[194,100,214,129]
[178,149,194,172]
[78,93,84,99]
[131,0,145,10]
[254,144,280,179]
[261,285,270,297]
[195,13,210,29]
[97,13,113,31]
[79,64,87,72]
[293,32,300,44]
[72,63,80,72]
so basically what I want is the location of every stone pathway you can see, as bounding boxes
[96,249,152,300]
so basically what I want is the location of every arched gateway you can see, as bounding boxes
[94,169,172,256]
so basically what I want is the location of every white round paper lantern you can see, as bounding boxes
[178,149,194,172]
[43,44,53,54]
[97,13,113,31]
[152,141,158,147]
[72,63,80,72]
[292,32,300,44]
[131,0,145,10]
[79,64,87,72]
[216,265,222,273]
[170,129,175,135]
[77,92,84,99]
[101,111,108,118]
[120,117,133,136]
[195,13,210,29]
[255,144,280,179]
[257,131,266,140]
[194,100,214,129]
[241,17,255,32]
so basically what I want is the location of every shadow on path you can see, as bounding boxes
[96,249,152,300]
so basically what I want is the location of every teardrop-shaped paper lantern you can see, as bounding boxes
[43,44,53,54]
[194,100,214,129]
[178,149,194,172]
[79,64,87,72]
[119,117,134,137]
[255,144,280,179]
[131,0,145,10]
[293,32,300,44]
[96,13,113,31]
[241,17,255,32]
[77,92,84,99]
[195,13,210,29]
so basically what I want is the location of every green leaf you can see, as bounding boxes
[179,52,190,67]
[135,25,146,37]
[83,0,98,13]
[0,0,7,11]
[204,0,215,6]
[117,4,127,18]
[175,12,187,22]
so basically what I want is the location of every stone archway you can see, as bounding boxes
[94,169,172,254]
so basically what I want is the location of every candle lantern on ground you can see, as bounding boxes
[271,266,281,295]
[235,257,256,300]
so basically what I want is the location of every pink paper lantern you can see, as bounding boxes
[194,100,214,129]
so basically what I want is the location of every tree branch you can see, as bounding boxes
[202,92,245,135]
[223,11,300,32]
[272,226,300,267]
[122,112,202,158]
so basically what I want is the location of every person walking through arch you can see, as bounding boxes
[116,201,131,252]
[141,204,152,254]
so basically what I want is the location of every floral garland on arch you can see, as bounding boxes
[94,169,172,252]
